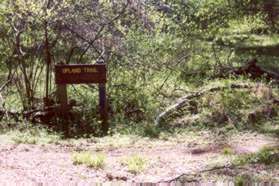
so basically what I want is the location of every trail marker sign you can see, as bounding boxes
[54,63,108,135]
[55,64,106,84]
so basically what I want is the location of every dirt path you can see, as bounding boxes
[0,131,278,184]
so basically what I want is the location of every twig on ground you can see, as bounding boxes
[163,164,250,183]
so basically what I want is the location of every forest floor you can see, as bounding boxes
[0,128,278,184]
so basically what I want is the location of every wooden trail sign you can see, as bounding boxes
[55,64,106,84]
[54,64,108,135]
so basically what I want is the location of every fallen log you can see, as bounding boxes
[232,58,279,81]
[216,58,279,82]
[235,44,279,57]
[155,83,253,126]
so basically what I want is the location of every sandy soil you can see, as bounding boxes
[0,131,278,184]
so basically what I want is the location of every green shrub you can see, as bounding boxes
[223,147,234,155]
[121,154,148,174]
[10,126,61,144]
[72,152,106,169]
[235,175,252,186]
[12,135,37,144]
[234,147,279,165]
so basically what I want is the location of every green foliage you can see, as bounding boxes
[72,152,106,169]
[234,147,279,165]
[234,175,253,186]
[121,154,148,174]
[9,126,61,144]
[199,85,272,127]
[12,135,37,144]
[0,0,279,138]
[67,86,101,136]
[223,147,234,156]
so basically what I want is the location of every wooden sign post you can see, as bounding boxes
[55,64,108,135]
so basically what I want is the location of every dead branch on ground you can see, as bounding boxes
[155,83,253,126]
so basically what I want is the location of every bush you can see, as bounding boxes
[234,147,279,165]
[223,147,234,155]
[10,126,61,144]
[72,152,106,169]
[121,154,148,174]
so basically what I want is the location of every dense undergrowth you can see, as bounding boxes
[0,0,278,141]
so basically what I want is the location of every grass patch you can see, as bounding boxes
[72,151,106,169]
[9,126,61,144]
[12,135,38,144]
[234,175,253,186]
[234,147,279,166]
[165,81,279,130]
[121,154,148,174]
[254,121,279,136]
[223,147,234,156]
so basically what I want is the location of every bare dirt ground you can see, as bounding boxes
[0,131,278,184]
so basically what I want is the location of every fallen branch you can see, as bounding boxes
[217,59,279,82]
[163,164,250,183]
[233,59,279,80]
[235,44,279,57]
[155,83,253,126]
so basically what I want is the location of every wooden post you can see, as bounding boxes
[44,21,51,107]
[56,84,69,136]
[99,83,108,135]
[56,85,68,107]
